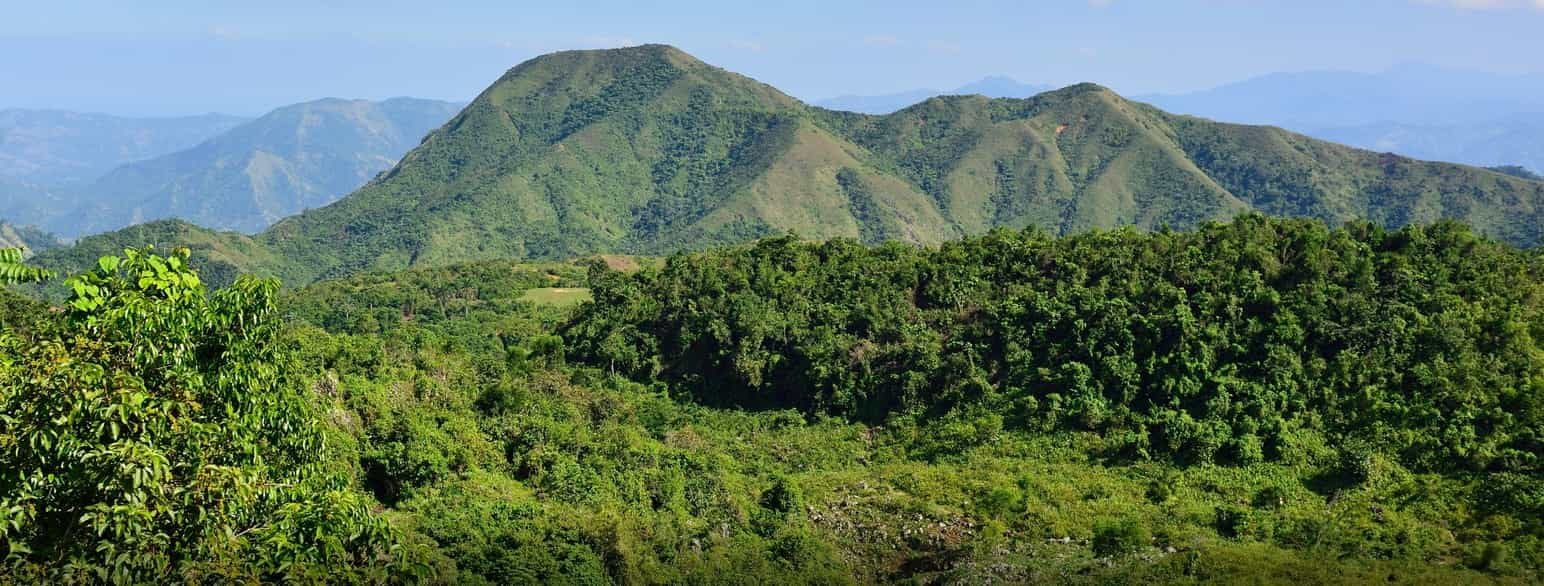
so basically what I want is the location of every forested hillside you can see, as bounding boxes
[22,219,288,300]
[251,45,1544,285]
[567,214,1543,474]
[0,220,60,256]
[7,215,1537,583]
[27,45,1544,289]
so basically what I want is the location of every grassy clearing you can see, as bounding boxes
[520,287,593,307]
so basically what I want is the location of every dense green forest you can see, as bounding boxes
[3,214,1540,584]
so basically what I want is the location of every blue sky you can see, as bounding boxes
[3,0,1542,115]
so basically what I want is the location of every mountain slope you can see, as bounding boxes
[0,176,74,230]
[251,46,1544,285]
[1141,63,1544,128]
[0,109,246,186]
[1310,115,1544,176]
[0,221,61,257]
[37,46,1544,288]
[24,219,293,299]
[814,76,1052,114]
[1138,65,1544,177]
[261,45,950,282]
[61,98,462,236]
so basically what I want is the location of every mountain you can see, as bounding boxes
[0,176,73,230]
[1141,63,1544,129]
[54,98,463,236]
[814,76,1051,114]
[815,88,943,116]
[1309,115,1544,175]
[954,76,1055,99]
[257,44,963,283]
[0,221,61,257]
[22,219,289,301]
[0,109,247,186]
[1490,165,1542,181]
[33,45,1544,288]
[1139,65,1544,175]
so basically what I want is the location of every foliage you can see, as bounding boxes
[0,247,418,583]
[1092,517,1150,557]
[0,246,53,284]
[566,215,1544,476]
[7,215,1539,583]
[262,215,1539,583]
[24,219,293,300]
[0,222,61,256]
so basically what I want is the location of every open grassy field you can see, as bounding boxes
[520,286,593,307]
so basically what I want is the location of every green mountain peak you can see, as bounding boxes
[33,46,1544,288]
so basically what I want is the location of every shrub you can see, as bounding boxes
[1147,471,1180,504]
[980,486,1023,518]
[1093,517,1150,557]
[0,248,415,582]
[1215,506,1255,539]
[1253,486,1289,510]
[1468,542,1508,572]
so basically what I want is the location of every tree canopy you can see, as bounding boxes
[566,214,1544,474]
[0,247,420,583]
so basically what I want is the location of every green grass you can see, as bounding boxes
[519,287,593,307]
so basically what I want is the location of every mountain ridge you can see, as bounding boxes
[29,45,1544,288]
[815,76,1053,114]
[54,97,463,236]
[0,109,247,186]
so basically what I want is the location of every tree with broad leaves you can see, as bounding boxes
[0,246,428,584]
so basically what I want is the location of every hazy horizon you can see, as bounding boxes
[5,0,1544,116]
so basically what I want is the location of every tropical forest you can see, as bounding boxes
[2,8,1543,585]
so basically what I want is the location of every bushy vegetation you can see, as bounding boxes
[567,214,1543,475]
[295,216,1541,583]
[5,216,1540,583]
[0,248,418,583]
[25,219,291,299]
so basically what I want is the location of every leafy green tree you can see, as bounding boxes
[0,247,422,583]
[566,216,1544,474]
[0,247,53,285]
